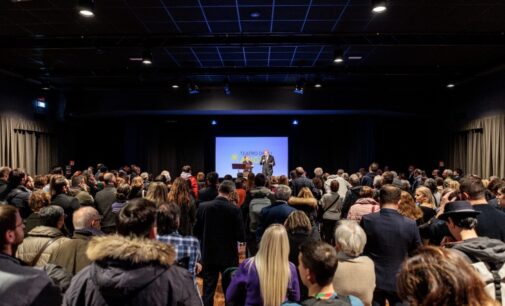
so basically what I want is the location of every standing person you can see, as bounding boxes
[243,155,254,178]
[0,205,62,306]
[94,172,117,234]
[50,175,81,235]
[226,224,300,306]
[63,198,200,306]
[180,165,199,201]
[319,180,343,245]
[260,149,275,178]
[5,168,32,219]
[194,180,246,306]
[167,177,197,236]
[360,185,422,306]
[198,172,219,204]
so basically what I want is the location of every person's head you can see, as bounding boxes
[117,198,157,238]
[253,224,291,306]
[349,174,360,187]
[131,176,144,188]
[235,178,244,190]
[379,185,401,206]
[254,173,267,187]
[369,162,379,173]
[218,180,236,197]
[329,179,339,193]
[206,171,219,186]
[181,165,192,174]
[438,201,480,241]
[297,187,314,199]
[415,186,436,208]
[314,167,323,177]
[145,182,168,206]
[168,177,191,206]
[312,177,323,190]
[39,205,65,229]
[295,167,305,178]
[0,167,10,182]
[284,210,311,233]
[223,174,233,181]
[460,175,486,201]
[71,175,85,189]
[359,186,374,198]
[497,186,505,206]
[51,166,64,175]
[275,184,292,202]
[196,172,205,182]
[49,174,68,196]
[455,168,464,177]
[373,175,383,189]
[33,175,48,190]
[397,246,496,306]
[156,203,180,235]
[8,168,26,189]
[0,205,24,255]
[116,183,131,202]
[160,170,171,183]
[289,170,297,180]
[382,171,394,185]
[263,149,269,156]
[432,169,440,178]
[73,206,101,230]
[442,169,453,178]
[103,172,116,186]
[278,175,289,186]
[28,190,51,213]
[424,178,438,194]
[334,220,367,257]
[298,240,338,288]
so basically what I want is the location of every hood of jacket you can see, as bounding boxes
[27,225,65,238]
[354,197,379,206]
[250,186,271,197]
[449,237,505,263]
[86,235,176,298]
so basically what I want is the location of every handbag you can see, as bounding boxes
[317,195,339,222]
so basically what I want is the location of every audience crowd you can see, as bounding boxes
[1,162,505,306]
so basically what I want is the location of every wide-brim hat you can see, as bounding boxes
[438,200,480,221]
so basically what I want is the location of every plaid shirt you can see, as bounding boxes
[156,232,201,279]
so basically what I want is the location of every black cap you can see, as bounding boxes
[438,200,480,221]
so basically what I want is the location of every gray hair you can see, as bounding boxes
[349,174,360,186]
[218,180,236,194]
[314,167,323,176]
[275,185,292,201]
[334,220,367,257]
[73,206,100,229]
[39,205,64,228]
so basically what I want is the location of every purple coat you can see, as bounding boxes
[226,258,300,305]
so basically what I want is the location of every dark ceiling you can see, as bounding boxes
[1,0,505,92]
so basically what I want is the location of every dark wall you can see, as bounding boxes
[454,74,505,120]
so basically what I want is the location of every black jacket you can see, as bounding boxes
[51,193,80,235]
[291,177,319,199]
[94,186,117,233]
[5,185,31,219]
[0,253,62,306]
[341,186,362,218]
[198,186,218,205]
[63,235,200,306]
[194,196,245,267]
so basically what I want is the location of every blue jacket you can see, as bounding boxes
[360,208,422,292]
[257,200,296,241]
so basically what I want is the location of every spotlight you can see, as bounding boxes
[188,83,200,95]
[172,84,179,89]
[371,0,387,13]
[78,0,95,17]
[314,83,322,88]
[211,120,217,126]
[447,83,455,88]
[292,119,299,126]
[314,77,322,88]
[333,49,344,63]
[294,79,305,95]
[142,48,152,65]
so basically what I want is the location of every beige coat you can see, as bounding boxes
[16,226,69,267]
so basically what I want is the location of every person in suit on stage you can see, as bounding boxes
[260,149,275,177]
[360,184,422,306]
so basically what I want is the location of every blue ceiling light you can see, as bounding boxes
[211,120,217,126]
[292,119,299,126]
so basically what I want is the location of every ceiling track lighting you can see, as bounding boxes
[371,0,387,13]
[78,0,95,17]
[142,48,152,65]
[333,49,344,63]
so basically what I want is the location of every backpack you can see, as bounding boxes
[458,251,505,304]
[248,196,271,233]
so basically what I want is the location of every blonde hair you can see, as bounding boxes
[445,180,460,191]
[399,191,423,221]
[145,182,168,206]
[416,186,436,209]
[284,210,312,233]
[250,224,291,306]
[297,187,314,198]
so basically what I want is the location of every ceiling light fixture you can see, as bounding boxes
[447,83,455,88]
[172,84,179,89]
[371,0,387,13]
[142,48,152,65]
[250,11,261,18]
[78,0,95,17]
[333,49,344,63]
[41,81,51,91]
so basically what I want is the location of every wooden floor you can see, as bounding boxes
[197,244,246,306]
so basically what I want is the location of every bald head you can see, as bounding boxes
[295,167,305,177]
[103,172,115,185]
[73,206,100,230]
